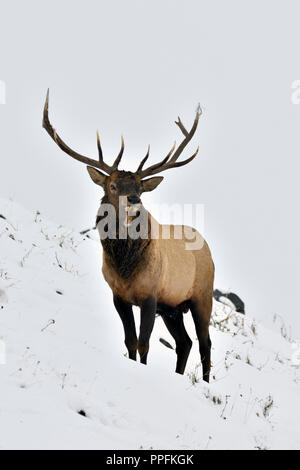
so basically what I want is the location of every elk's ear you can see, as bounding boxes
[87,166,107,188]
[141,176,164,192]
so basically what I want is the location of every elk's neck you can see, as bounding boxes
[96,197,152,279]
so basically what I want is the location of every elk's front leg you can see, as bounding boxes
[138,297,157,365]
[114,295,138,360]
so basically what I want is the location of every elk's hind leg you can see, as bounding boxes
[114,295,138,360]
[190,298,212,383]
[162,311,192,375]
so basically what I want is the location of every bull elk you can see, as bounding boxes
[42,90,215,382]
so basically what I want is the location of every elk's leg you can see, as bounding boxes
[190,298,212,383]
[113,295,137,361]
[162,312,192,374]
[138,297,156,365]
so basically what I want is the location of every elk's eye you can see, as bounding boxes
[110,184,116,191]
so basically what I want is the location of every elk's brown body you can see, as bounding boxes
[102,217,213,312]
[43,90,214,382]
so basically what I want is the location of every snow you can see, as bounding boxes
[0,197,299,450]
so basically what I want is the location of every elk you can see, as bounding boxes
[42,90,215,382]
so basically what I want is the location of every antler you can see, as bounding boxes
[136,105,202,178]
[42,89,124,175]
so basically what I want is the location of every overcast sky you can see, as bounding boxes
[0,0,299,334]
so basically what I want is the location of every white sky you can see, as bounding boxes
[0,0,299,334]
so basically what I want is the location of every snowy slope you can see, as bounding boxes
[0,197,299,450]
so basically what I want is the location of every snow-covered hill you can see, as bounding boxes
[0,197,299,450]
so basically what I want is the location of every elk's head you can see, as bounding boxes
[86,168,163,211]
[42,89,201,214]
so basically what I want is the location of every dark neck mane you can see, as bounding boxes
[96,196,151,279]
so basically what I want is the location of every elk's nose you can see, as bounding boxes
[128,195,140,205]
